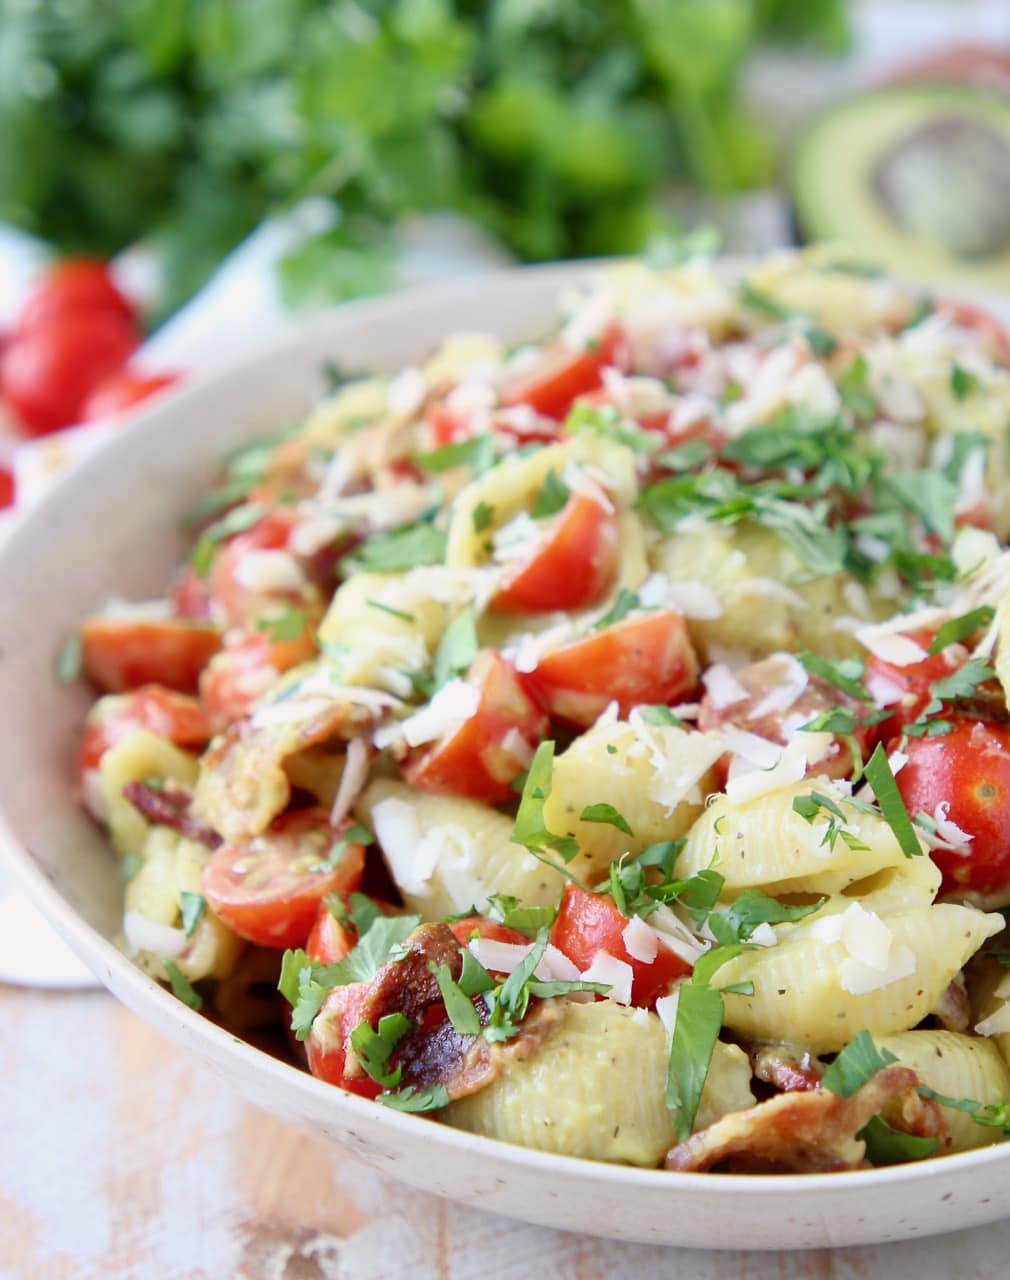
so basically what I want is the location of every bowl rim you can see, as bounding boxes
[3,254,1010,1203]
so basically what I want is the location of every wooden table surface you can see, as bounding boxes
[4,982,1010,1280]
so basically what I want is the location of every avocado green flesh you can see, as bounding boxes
[792,85,1010,289]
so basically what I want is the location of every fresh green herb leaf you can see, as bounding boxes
[859,1115,937,1165]
[510,742,580,865]
[531,470,571,519]
[458,948,495,998]
[950,365,981,402]
[349,1013,411,1087]
[638,705,683,727]
[928,657,995,707]
[256,604,306,644]
[55,633,83,685]
[864,744,923,858]
[377,1084,449,1113]
[431,607,478,691]
[579,803,633,837]
[416,435,496,474]
[527,978,612,998]
[838,354,875,423]
[325,913,422,987]
[658,438,713,472]
[708,890,825,947]
[803,328,837,357]
[927,607,995,654]
[971,1102,1010,1137]
[179,891,206,939]
[472,501,494,534]
[190,503,265,576]
[487,895,558,935]
[564,403,658,455]
[822,1031,897,1098]
[738,281,802,322]
[885,470,957,545]
[483,928,550,1041]
[430,961,482,1036]
[666,981,724,1141]
[341,522,446,575]
[595,588,640,631]
[366,599,416,623]
[164,961,202,1011]
[797,652,869,701]
[606,743,618,755]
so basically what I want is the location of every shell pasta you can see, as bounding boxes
[68,249,1010,1176]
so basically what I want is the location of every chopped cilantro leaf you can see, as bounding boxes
[511,742,580,866]
[859,1116,937,1165]
[531,470,570,519]
[458,948,495,998]
[164,961,202,1011]
[349,1012,411,1087]
[837,354,875,423]
[638,705,683,727]
[822,1030,897,1098]
[487,894,557,935]
[927,607,995,654]
[707,890,824,947]
[55,633,83,685]
[885,470,957,544]
[377,1084,449,1112]
[950,365,981,402]
[416,435,496,474]
[658,438,713,472]
[595,588,640,631]
[431,607,478,691]
[430,961,482,1036]
[738,281,802,322]
[472,501,494,534]
[190,502,265,577]
[864,744,923,859]
[804,328,837,358]
[179,891,206,939]
[366,599,415,623]
[256,604,306,644]
[579,803,633,837]
[798,651,869,701]
[341,522,446,574]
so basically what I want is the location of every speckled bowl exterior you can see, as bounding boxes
[2,261,1009,1250]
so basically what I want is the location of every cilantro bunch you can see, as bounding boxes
[4,1,845,320]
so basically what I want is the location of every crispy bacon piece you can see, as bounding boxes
[343,922,562,1102]
[751,1044,824,1093]
[664,1066,939,1173]
[122,779,221,849]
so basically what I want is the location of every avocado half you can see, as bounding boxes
[791,84,1010,288]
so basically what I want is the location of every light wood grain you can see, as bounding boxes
[3,982,1010,1280]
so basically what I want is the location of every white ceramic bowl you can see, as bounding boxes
[2,261,1010,1251]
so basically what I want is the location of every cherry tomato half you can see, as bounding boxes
[405,651,548,805]
[80,615,221,695]
[78,685,212,777]
[549,883,690,1008]
[864,627,968,744]
[448,916,528,949]
[17,258,134,334]
[306,982,382,1098]
[492,489,619,614]
[202,809,367,949]
[2,311,139,436]
[501,325,624,420]
[528,611,699,728]
[83,369,179,422]
[893,719,1010,899]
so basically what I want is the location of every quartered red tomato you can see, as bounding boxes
[82,369,178,422]
[306,982,382,1098]
[697,654,873,783]
[863,627,969,744]
[17,258,134,332]
[80,615,221,694]
[208,509,305,629]
[893,718,1010,898]
[78,685,212,777]
[202,809,366,949]
[500,325,625,420]
[448,916,528,949]
[549,883,690,1008]
[200,628,317,731]
[528,610,699,728]
[492,489,619,613]
[405,651,548,805]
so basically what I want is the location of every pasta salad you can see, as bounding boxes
[67,248,1010,1174]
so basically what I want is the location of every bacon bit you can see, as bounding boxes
[664,1066,930,1173]
[342,922,561,1101]
[751,1044,825,1093]
[122,780,221,849]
